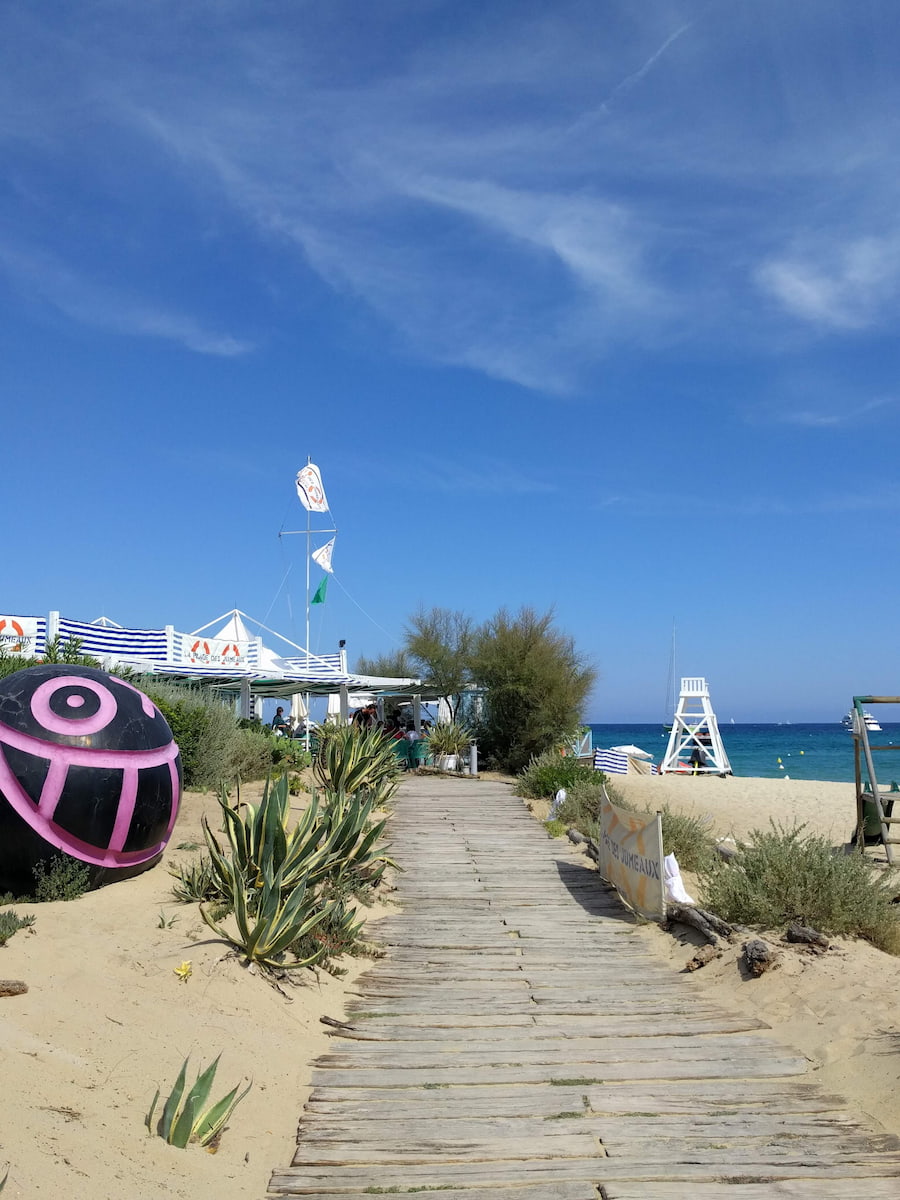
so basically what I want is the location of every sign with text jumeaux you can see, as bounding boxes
[598,789,666,922]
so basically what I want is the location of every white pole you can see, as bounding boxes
[305,461,311,753]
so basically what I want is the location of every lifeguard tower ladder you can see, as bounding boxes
[660,677,732,776]
[851,695,900,866]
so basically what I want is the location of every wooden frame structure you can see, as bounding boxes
[851,695,900,866]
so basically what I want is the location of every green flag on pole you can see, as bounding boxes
[311,576,328,605]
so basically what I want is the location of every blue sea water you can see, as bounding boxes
[588,723,900,784]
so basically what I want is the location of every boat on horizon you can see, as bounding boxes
[842,710,882,732]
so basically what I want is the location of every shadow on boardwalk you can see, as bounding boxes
[267,776,900,1200]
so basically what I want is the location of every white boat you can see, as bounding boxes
[843,710,882,732]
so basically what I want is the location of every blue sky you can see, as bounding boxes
[3,0,899,722]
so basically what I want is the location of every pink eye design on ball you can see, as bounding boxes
[30,676,119,736]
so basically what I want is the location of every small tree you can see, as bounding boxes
[355,650,416,679]
[404,608,474,721]
[470,607,595,774]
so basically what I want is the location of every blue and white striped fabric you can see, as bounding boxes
[594,749,629,774]
[280,653,346,681]
[593,749,658,775]
[32,616,47,653]
[58,617,168,663]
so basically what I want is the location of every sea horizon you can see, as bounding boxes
[587,722,900,784]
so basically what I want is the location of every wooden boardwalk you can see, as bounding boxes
[267,777,900,1198]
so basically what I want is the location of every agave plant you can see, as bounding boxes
[168,855,223,904]
[146,1054,251,1149]
[206,776,328,892]
[426,721,472,757]
[199,860,352,971]
[316,790,395,888]
[204,776,394,899]
[313,725,401,804]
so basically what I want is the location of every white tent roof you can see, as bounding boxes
[609,744,654,760]
[211,613,287,674]
[211,612,253,643]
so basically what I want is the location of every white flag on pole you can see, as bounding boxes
[296,463,329,513]
[311,537,335,574]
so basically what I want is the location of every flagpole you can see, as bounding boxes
[283,459,337,751]
[305,459,311,752]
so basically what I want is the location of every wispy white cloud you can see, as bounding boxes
[0,240,252,356]
[409,455,558,496]
[774,395,895,427]
[592,481,900,518]
[756,233,900,330]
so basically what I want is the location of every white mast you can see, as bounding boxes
[660,677,732,776]
[281,457,337,746]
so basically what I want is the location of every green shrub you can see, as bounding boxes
[140,681,239,791]
[228,727,276,782]
[516,750,598,800]
[0,909,35,943]
[701,822,900,955]
[288,877,373,974]
[552,778,607,829]
[658,806,717,873]
[169,856,223,904]
[0,635,100,679]
[32,856,90,902]
[271,739,311,771]
[142,681,306,787]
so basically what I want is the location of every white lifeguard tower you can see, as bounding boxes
[660,677,732,776]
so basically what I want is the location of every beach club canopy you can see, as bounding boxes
[4,607,422,701]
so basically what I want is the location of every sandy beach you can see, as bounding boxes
[2,771,900,1196]
[0,784,394,1200]
[612,772,861,845]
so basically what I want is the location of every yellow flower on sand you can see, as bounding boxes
[173,960,192,982]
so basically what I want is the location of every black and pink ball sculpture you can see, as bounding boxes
[0,665,182,895]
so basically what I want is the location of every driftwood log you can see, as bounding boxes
[566,828,600,864]
[667,903,735,947]
[743,939,780,976]
[684,944,722,972]
[786,921,830,950]
[567,829,737,953]
[0,980,27,997]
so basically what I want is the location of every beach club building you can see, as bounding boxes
[0,608,429,728]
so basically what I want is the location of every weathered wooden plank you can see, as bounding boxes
[304,1084,854,1118]
[298,1113,879,1143]
[604,1184,900,1199]
[317,1033,799,1066]
[269,1158,900,1193]
[332,1014,769,1039]
[288,1139,900,1168]
[266,1187,597,1200]
[310,1056,808,1087]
